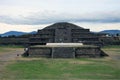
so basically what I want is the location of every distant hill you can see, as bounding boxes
[30,31,37,34]
[0,31,37,37]
[99,30,120,35]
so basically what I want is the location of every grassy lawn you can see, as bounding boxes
[0,45,120,80]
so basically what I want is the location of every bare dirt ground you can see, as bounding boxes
[0,48,24,61]
[103,48,120,60]
[0,48,24,70]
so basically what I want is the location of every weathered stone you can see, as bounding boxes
[24,45,108,58]
[28,47,51,58]
[52,47,75,58]
[29,22,101,46]
[23,22,108,58]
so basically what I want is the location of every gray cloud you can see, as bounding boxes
[0,11,120,25]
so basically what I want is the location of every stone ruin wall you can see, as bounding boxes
[28,47,104,58]
[28,47,51,58]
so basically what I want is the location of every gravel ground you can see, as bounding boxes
[0,48,24,71]
[0,48,23,61]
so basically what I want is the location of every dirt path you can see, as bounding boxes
[0,48,24,61]
[0,48,24,71]
[103,49,120,61]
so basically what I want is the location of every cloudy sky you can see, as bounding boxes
[0,0,120,33]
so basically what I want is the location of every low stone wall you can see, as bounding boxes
[25,45,107,58]
[46,43,83,46]
[52,47,75,58]
[28,47,51,58]
[76,47,101,58]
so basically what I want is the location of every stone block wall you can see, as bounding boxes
[52,47,75,58]
[28,47,51,57]
[25,46,107,58]
[75,47,101,58]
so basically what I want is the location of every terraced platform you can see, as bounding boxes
[23,43,108,58]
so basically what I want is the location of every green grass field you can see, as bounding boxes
[0,45,120,80]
